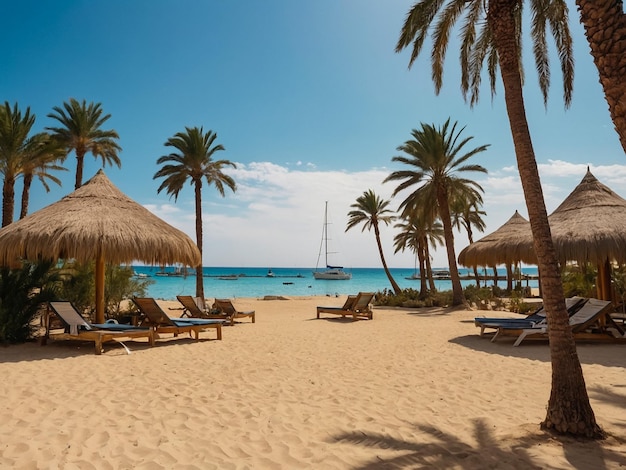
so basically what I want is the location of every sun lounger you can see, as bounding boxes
[475,297,587,337]
[316,292,374,320]
[44,301,155,355]
[133,297,224,341]
[212,299,255,325]
[176,295,234,324]
[492,298,624,346]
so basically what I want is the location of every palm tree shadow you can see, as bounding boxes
[330,418,626,469]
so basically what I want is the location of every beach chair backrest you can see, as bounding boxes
[177,295,204,317]
[352,293,374,312]
[49,301,93,335]
[214,299,236,315]
[566,296,588,316]
[133,298,175,326]
[569,298,613,331]
[342,295,357,310]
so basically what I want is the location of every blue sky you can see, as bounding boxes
[3,1,625,269]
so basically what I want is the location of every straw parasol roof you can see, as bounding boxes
[544,169,626,265]
[0,170,201,322]
[458,210,537,267]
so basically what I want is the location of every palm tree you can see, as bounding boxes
[19,132,66,219]
[346,189,401,294]
[450,197,486,288]
[384,119,488,306]
[576,2,626,154]
[394,212,444,298]
[396,1,602,437]
[154,127,236,300]
[46,98,121,189]
[0,102,36,227]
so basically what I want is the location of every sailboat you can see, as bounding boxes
[313,201,352,280]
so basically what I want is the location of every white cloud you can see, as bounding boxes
[143,160,626,269]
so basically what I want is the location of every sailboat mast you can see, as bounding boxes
[324,201,328,268]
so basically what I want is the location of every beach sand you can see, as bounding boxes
[1,296,625,469]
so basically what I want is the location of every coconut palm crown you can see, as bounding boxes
[396,0,573,108]
[0,102,37,226]
[46,98,121,189]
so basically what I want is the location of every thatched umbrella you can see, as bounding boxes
[458,210,537,267]
[540,169,626,300]
[0,170,201,323]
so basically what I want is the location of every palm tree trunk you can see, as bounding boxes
[20,172,33,219]
[466,227,480,288]
[576,1,626,154]
[373,222,401,294]
[75,150,85,189]
[2,175,15,227]
[417,239,428,298]
[194,179,205,300]
[437,189,465,305]
[489,0,603,438]
[424,243,436,291]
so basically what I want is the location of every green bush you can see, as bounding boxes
[561,263,596,298]
[55,262,153,320]
[373,288,453,308]
[0,261,59,344]
[463,285,494,305]
[56,260,95,316]
[105,265,153,318]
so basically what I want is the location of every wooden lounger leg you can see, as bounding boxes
[95,337,103,355]
[216,324,222,340]
[491,328,502,343]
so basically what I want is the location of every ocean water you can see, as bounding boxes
[132,266,540,300]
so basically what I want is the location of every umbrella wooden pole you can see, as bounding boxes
[597,258,612,302]
[95,252,105,324]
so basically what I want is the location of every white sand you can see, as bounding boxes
[1,296,626,469]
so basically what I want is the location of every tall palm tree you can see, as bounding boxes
[394,212,444,298]
[346,189,401,294]
[450,197,486,287]
[576,2,626,154]
[384,119,488,306]
[154,127,236,300]
[46,98,121,189]
[19,132,66,219]
[0,102,36,226]
[396,1,602,437]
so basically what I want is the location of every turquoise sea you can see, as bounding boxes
[132,266,540,300]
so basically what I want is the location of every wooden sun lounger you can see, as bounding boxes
[44,301,155,355]
[316,292,374,320]
[133,297,223,341]
[475,297,587,337]
[212,299,255,325]
[492,298,625,346]
[176,295,234,324]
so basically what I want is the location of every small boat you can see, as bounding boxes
[155,265,195,277]
[218,275,238,280]
[313,202,351,280]
[432,269,451,280]
[266,269,275,277]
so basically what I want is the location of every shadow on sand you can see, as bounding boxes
[329,418,626,469]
